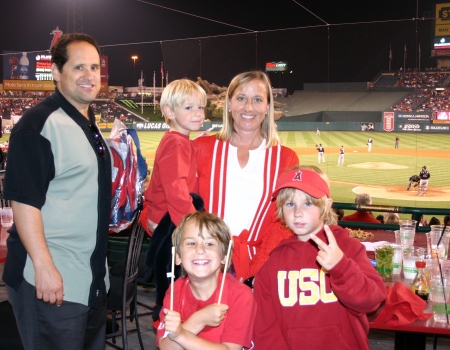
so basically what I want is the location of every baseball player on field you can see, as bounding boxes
[367,137,373,152]
[407,174,420,191]
[417,166,430,196]
[338,145,345,166]
[316,143,325,163]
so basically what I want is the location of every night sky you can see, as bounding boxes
[0,0,438,91]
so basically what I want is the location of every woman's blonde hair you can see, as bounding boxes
[216,71,281,147]
[172,211,232,278]
[160,79,207,125]
[276,165,337,226]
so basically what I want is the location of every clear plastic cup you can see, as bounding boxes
[403,246,425,280]
[374,244,394,281]
[394,230,401,244]
[432,280,450,323]
[1,207,13,227]
[391,244,404,275]
[428,225,450,260]
[399,220,417,248]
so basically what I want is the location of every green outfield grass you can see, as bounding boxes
[107,130,450,220]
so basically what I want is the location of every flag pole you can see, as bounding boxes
[403,44,407,75]
[389,44,392,73]
[418,42,421,72]
[153,70,156,113]
[140,70,144,114]
[161,62,164,89]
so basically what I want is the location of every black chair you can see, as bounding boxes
[0,300,23,349]
[105,210,145,350]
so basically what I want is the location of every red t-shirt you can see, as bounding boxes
[157,273,256,348]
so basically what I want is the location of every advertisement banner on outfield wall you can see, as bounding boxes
[397,123,424,132]
[134,121,223,131]
[425,124,450,131]
[383,112,394,132]
[395,112,431,123]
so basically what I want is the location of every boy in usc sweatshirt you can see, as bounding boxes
[253,166,386,349]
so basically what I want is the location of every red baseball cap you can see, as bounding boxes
[272,169,330,199]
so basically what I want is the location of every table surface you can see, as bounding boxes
[0,227,447,334]
[364,230,450,335]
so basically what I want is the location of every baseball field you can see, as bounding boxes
[129,130,450,219]
[5,129,444,218]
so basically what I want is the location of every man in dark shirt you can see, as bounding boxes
[3,33,112,349]
[407,174,420,191]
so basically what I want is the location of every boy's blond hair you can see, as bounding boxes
[276,165,337,226]
[160,79,207,125]
[172,211,232,278]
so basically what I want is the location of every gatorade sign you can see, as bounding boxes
[383,112,394,132]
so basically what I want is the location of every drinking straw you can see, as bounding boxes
[437,223,448,247]
[170,246,175,311]
[218,240,233,304]
[426,233,432,258]
[436,252,449,324]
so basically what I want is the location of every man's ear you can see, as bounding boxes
[51,63,61,83]
[175,253,182,266]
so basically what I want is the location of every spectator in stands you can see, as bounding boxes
[341,193,381,224]
[333,208,344,221]
[376,215,384,224]
[444,215,450,226]
[383,212,400,225]
[415,214,428,227]
[429,217,441,226]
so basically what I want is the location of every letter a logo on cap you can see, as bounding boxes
[293,170,302,182]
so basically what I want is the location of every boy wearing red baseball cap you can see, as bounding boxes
[253,166,386,350]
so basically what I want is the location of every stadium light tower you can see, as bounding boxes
[67,0,83,33]
[132,56,138,86]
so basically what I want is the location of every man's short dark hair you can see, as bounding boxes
[50,33,101,72]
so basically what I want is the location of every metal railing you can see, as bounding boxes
[333,202,450,233]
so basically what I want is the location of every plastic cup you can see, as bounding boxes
[403,246,425,280]
[1,207,13,227]
[391,244,404,275]
[394,230,401,244]
[425,260,450,302]
[374,244,394,281]
[428,225,450,260]
[399,220,417,248]
[432,280,450,323]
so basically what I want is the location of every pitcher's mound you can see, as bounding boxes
[348,162,408,170]
[352,185,450,202]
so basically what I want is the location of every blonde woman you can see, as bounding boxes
[195,71,298,281]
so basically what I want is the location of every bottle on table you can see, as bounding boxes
[411,260,429,301]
